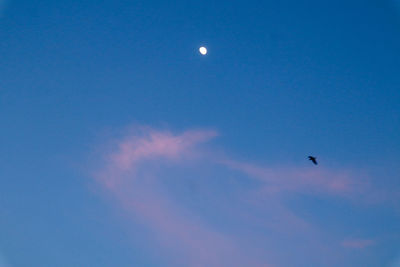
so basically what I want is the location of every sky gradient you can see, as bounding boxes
[1,1,400,266]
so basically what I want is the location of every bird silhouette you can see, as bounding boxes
[308,156,318,165]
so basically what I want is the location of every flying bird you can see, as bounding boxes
[308,156,318,165]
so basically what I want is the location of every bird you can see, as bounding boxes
[308,156,318,165]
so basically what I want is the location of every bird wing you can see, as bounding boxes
[308,156,317,164]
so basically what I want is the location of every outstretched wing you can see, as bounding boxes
[308,156,318,165]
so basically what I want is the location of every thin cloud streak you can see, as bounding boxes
[341,239,375,249]
[94,128,269,266]
[96,128,217,189]
[220,159,368,197]
[110,129,218,170]
[92,126,377,266]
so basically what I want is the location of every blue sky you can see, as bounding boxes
[0,1,399,266]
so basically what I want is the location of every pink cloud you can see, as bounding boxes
[96,129,217,189]
[94,128,270,266]
[92,126,376,266]
[110,129,218,170]
[220,159,367,197]
[342,239,375,249]
[111,182,254,266]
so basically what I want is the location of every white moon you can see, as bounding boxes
[199,46,207,55]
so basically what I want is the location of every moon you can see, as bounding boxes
[199,46,207,55]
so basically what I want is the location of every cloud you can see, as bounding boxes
[220,159,367,198]
[96,128,218,189]
[94,128,269,266]
[92,125,379,266]
[109,128,217,170]
[341,239,374,249]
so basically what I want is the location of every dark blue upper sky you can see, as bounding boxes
[1,1,399,266]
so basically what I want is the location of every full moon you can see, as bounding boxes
[199,46,207,55]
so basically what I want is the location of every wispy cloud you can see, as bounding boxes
[94,128,269,266]
[92,125,382,266]
[220,159,367,198]
[109,128,217,170]
[341,238,375,249]
[96,128,217,188]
